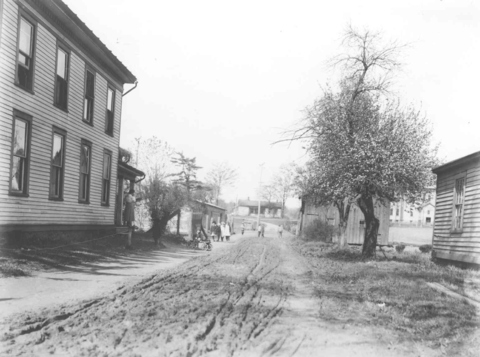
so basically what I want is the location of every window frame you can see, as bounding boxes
[105,85,115,136]
[14,11,37,93]
[9,109,32,197]
[78,139,92,204]
[48,126,67,201]
[101,149,112,206]
[53,41,71,112]
[451,173,466,233]
[82,66,96,125]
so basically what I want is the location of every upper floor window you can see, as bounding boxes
[16,15,36,91]
[10,110,32,196]
[49,128,66,200]
[452,177,465,231]
[78,140,92,203]
[83,69,95,124]
[101,150,112,205]
[105,87,115,135]
[54,45,70,110]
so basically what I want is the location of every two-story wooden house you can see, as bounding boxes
[0,0,137,243]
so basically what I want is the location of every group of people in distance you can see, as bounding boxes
[209,221,231,242]
[256,223,284,238]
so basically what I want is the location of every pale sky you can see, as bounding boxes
[63,0,480,204]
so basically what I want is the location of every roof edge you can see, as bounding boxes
[432,151,480,174]
[29,0,136,84]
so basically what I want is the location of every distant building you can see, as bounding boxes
[170,201,226,240]
[0,0,139,242]
[389,188,436,226]
[432,151,480,266]
[235,199,282,218]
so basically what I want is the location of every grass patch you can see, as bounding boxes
[293,238,480,352]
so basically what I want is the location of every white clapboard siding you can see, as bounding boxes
[433,156,480,264]
[0,0,126,227]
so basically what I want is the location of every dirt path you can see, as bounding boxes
[0,233,437,356]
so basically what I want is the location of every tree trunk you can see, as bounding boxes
[176,211,181,235]
[152,218,169,245]
[335,200,351,248]
[338,221,347,247]
[357,195,379,258]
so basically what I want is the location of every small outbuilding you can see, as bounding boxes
[432,151,480,266]
[171,201,227,240]
[297,198,390,245]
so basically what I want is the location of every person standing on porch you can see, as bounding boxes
[124,189,136,249]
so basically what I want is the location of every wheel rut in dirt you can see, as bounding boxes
[0,235,425,357]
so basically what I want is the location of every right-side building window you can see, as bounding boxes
[452,177,465,231]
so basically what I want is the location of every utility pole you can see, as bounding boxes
[257,163,264,230]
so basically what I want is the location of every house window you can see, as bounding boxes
[9,111,32,196]
[16,15,36,91]
[426,217,431,224]
[83,69,95,123]
[427,210,430,215]
[101,150,112,205]
[452,177,465,231]
[390,208,393,215]
[396,209,399,216]
[49,128,66,199]
[54,45,69,110]
[410,211,413,217]
[78,140,92,203]
[105,87,115,135]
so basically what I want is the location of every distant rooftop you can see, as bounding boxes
[238,200,282,208]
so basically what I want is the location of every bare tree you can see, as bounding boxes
[260,184,278,203]
[270,163,297,218]
[205,162,238,205]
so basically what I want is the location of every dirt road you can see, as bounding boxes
[0,232,436,356]
[0,245,205,320]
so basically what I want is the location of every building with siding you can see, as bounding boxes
[297,198,390,245]
[432,151,480,266]
[235,199,282,218]
[170,201,227,240]
[389,187,436,227]
[0,0,137,242]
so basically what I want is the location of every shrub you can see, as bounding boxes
[395,244,406,253]
[283,220,297,233]
[302,219,336,242]
[419,244,432,253]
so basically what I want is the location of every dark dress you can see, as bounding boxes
[124,194,135,226]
